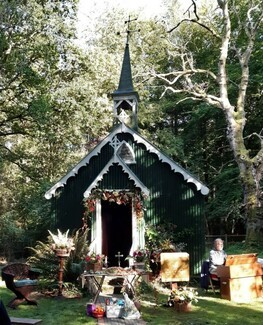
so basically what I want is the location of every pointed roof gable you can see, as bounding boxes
[45,123,209,199]
[83,156,149,198]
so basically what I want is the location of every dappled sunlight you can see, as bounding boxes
[140,299,157,307]
[1,279,263,324]
[198,294,263,305]
[197,294,263,315]
[192,295,263,325]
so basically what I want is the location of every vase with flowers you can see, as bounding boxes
[168,286,198,312]
[48,229,75,257]
[85,252,105,272]
[126,248,149,271]
[48,229,75,295]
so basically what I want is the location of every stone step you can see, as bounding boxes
[10,317,42,325]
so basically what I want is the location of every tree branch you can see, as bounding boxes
[154,68,218,85]
[168,19,221,39]
[183,0,199,20]
[159,84,222,108]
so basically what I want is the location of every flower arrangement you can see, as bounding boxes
[48,229,75,253]
[133,249,149,262]
[83,189,147,220]
[168,287,198,305]
[85,252,105,264]
[128,249,149,263]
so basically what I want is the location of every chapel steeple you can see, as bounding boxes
[112,17,139,131]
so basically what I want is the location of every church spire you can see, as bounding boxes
[112,16,139,131]
[115,42,135,95]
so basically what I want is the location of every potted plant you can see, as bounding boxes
[126,249,149,271]
[48,229,75,257]
[85,252,105,272]
[168,286,198,312]
[48,229,75,295]
[145,222,187,277]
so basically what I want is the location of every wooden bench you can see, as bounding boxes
[10,317,42,325]
[1,263,40,309]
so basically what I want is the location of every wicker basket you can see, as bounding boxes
[55,249,70,257]
[86,262,102,272]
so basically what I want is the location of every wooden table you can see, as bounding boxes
[80,272,140,303]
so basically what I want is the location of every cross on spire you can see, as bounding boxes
[125,16,138,44]
[117,16,140,45]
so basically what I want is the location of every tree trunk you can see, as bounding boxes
[241,163,263,247]
[219,0,263,248]
[227,112,263,247]
[155,0,263,247]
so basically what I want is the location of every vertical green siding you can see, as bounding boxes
[52,132,206,275]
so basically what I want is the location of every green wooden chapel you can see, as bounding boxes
[45,37,209,276]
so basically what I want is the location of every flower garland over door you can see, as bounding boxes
[83,188,147,221]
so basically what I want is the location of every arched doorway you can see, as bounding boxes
[101,200,132,267]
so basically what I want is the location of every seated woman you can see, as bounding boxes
[209,238,227,276]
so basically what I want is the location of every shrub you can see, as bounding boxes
[27,228,90,285]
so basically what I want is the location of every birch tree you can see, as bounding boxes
[154,0,263,246]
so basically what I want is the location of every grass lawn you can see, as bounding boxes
[142,291,263,324]
[1,279,262,325]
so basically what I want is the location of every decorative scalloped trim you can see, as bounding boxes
[45,123,209,199]
[83,156,149,198]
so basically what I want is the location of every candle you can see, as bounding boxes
[105,256,108,265]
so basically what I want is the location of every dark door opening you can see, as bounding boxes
[102,200,132,268]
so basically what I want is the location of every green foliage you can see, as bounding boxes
[0,0,262,257]
[27,238,58,281]
[136,278,154,296]
[141,1,262,241]
[64,228,91,281]
[0,0,95,259]
[0,174,55,260]
[145,222,187,252]
[0,212,25,260]
[226,241,263,257]
[206,166,244,233]
[27,228,90,284]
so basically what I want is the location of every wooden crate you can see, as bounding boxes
[220,276,263,302]
[217,263,263,278]
[160,252,189,282]
[225,253,258,266]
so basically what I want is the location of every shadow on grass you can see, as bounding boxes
[0,282,97,325]
[141,290,263,325]
[1,282,262,325]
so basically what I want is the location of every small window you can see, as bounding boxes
[117,142,136,164]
